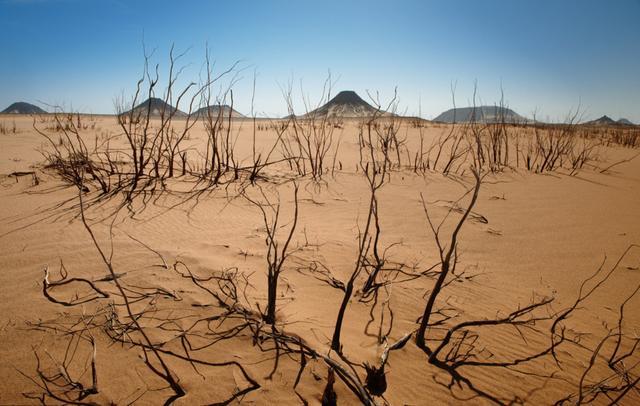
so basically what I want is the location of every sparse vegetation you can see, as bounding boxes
[0,120,17,134]
[2,46,638,406]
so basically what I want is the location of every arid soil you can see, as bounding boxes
[0,114,639,405]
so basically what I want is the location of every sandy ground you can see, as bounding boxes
[0,114,639,405]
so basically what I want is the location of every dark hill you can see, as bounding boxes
[617,118,634,126]
[434,106,525,123]
[583,115,622,126]
[300,90,389,118]
[583,116,637,126]
[125,97,187,117]
[195,104,245,118]
[2,102,47,114]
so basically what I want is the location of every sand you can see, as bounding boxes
[0,114,639,405]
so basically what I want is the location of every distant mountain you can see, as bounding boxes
[124,97,187,117]
[583,115,625,126]
[2,102,46,114]
[195,104,245,118]
[434,106,526,123]
[585,115,617,125]
[299,90,389,118]
[617,118,634,126]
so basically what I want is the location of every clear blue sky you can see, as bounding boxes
[1,0,639,122]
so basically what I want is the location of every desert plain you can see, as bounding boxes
[0,107,638,405]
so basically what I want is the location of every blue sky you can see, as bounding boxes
[1,0,639,122]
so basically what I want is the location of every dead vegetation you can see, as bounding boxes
[0,120,18,134]
[27,159,639,404]
[279,77,341,181]
[12,49,640,405]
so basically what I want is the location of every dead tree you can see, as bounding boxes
[415,169,481,348]
[329,100,396,354]
[19,328,99,404]
[34,112,111,195]
[114,45,238,200]
[280,76,338,181]
[413,168,639,404]
[245,183,300,325]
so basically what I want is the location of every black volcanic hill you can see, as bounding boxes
[301,90,387,118]
[2,102,47,114]
[195,104,245,118]
[583,116,636,126]
[434,106,525,123]
[585,115,616,125]
[125,97,187,117]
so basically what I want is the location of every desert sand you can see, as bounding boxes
[0,112,639,405]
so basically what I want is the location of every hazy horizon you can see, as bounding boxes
[1,0,639,122]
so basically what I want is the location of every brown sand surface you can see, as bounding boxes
[0,115,639,405]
